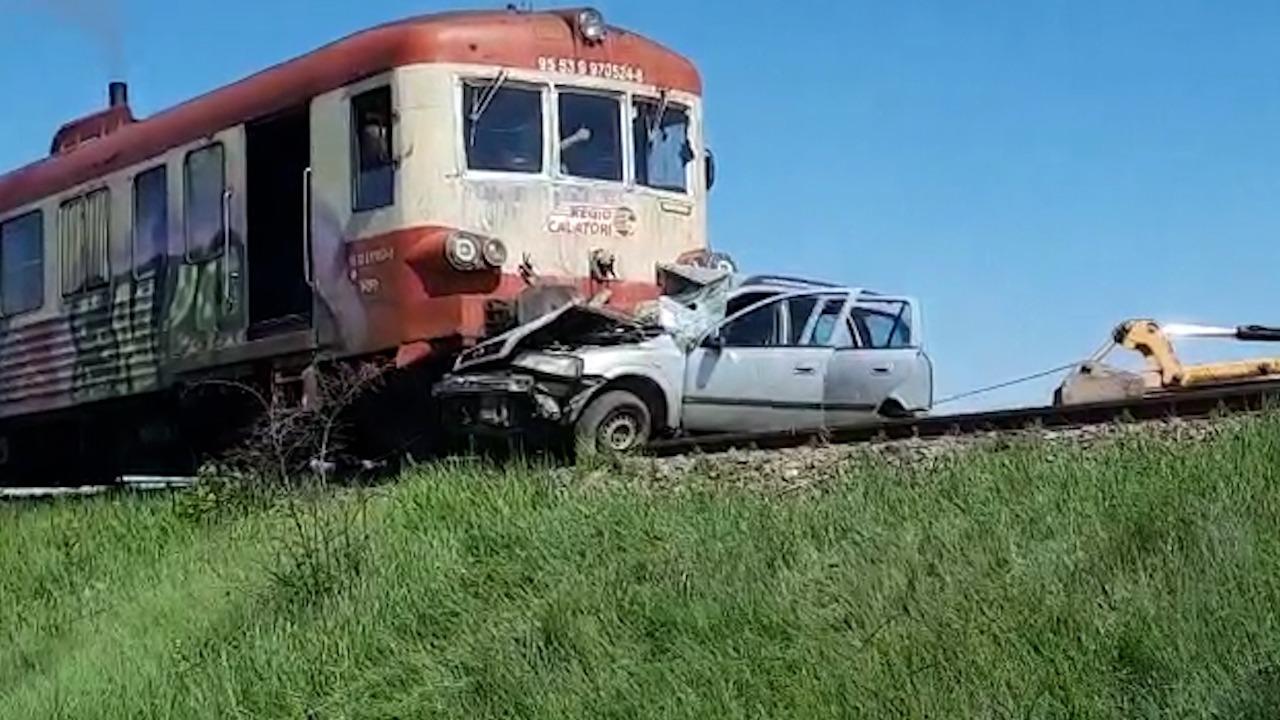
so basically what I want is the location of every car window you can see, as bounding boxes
[721,300,783,347]
[725,291,777,317]
[850,301,912,349]
[807,297,848,347]
[785,296,817,345]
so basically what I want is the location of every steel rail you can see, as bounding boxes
[645,381,1280,458]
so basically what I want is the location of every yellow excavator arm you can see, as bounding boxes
[1056,319,1280,405]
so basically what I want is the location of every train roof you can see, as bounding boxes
[0,8,701,217]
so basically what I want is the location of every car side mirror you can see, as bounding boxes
[703,331,725,350]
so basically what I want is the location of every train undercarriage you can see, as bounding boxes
[0,350,458,487]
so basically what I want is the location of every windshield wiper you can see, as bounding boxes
[468,69,511,147]
[646,90,671,143]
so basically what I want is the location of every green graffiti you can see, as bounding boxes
[67,276,164,404]
[165,242,245,359]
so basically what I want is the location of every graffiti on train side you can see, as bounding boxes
[0,203,387,418]
[164,236,246,358]
[0,277,164,413]
[0,232,254,416]
[65,240,241,403]
[65,284,140,403]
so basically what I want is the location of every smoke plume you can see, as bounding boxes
[27,0,126,77]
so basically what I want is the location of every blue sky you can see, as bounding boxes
[2,0,1278,410]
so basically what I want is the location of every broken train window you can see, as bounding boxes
[633,98,692,192]
[352,86,395,211]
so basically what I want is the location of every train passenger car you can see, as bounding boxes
[0,7,714,479]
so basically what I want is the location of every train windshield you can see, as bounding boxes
[558,92,623,181]
[464,80,543,174]
[633,99,691,193]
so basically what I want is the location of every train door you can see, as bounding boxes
[168,129,247,362]
[245,106,314,339]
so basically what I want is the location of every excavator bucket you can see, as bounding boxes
[1056,320,1280,406]
[1054,362,1146,406]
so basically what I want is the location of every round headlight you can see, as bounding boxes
[578,8,607,43]
[446,233,482,271]
[482,238,509,268]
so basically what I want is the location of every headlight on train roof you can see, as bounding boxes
[445,232,483,271]
[482,237,509,268]
[512,352,584,379]
[578,8,608,43]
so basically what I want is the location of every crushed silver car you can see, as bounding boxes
[433,274,934,452]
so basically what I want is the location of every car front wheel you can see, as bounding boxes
[575,390,653,454]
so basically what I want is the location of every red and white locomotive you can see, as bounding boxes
[0,7,716,478]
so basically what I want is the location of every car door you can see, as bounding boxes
[824,297,931,427]
[682,294,835,433]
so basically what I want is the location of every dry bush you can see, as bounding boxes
[191,360,392,602]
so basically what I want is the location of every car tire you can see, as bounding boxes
[575,390,653,454]
[877,399,913,420]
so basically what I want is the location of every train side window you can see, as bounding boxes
[633,99,691,192]
[0,211,44,316]
[185,144,225,261]
[59,189,110,295]
[133,165,167,277]
[351,87,394,211]
[558,91,622,181]
[464,81,543,173]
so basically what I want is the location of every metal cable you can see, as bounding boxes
[933,340,1117,407]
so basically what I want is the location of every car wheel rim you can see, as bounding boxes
[600,410,642,451]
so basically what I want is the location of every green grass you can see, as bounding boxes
[4,418,1280,718]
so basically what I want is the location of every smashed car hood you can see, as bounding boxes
[454,301,658,372]
[454,263,740,373]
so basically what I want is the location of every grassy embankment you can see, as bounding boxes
[3,417,1280,718]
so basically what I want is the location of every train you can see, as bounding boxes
[0,7,718,480]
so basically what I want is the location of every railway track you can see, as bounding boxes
[7,381,1278,500]
[645,380,1280,458]
[0,476,195,501]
